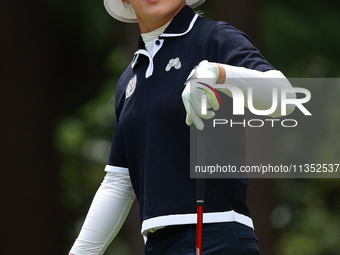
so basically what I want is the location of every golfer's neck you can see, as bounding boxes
[137,18,172,33]
[135,6,184,34]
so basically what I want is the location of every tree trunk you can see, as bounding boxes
[0,1,66,253]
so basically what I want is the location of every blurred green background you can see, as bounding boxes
[1,0,340,254]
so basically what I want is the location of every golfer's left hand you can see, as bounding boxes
[182,60,220,130]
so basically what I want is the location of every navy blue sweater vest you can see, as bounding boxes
[108,6,274,229]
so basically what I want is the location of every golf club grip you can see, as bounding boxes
[196,129,206,205]
[196,178,205,206]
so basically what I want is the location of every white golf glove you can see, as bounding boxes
[182,60,220,130]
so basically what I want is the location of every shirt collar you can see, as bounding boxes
[137,5,198,49]
[160,5,198,38]
[133,6,198,78]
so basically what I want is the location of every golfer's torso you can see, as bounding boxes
[115,34,201,218]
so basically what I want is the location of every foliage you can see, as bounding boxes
[55,46,132,252]
[263,1,340,254]
[263,0,340,77]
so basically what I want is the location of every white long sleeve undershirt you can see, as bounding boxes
[219,65,296,117]
[69,171,135,255]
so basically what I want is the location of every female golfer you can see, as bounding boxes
[69,0,294,254]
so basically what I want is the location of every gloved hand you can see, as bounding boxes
[182,60,220,130]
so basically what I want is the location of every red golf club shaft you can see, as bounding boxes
[196,205,204,255]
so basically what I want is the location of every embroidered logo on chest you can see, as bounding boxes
[126,74,137,99]
[165,57,181,72]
